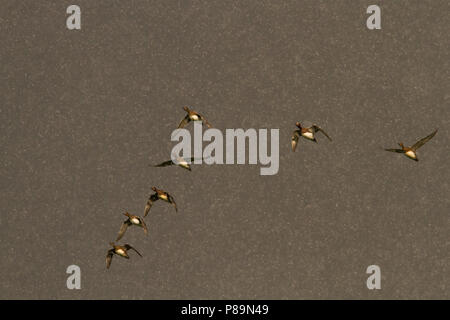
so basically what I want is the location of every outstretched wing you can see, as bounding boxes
[384,148,404,153]
[200,115,212,128]
[144,194,159,217]
[116,220,131,241]
[124,244,142,257]
[312,125,332,141]
[153,160,175,167]
[168,194,177,212]
[106,249,114,269]
[291,130,300,152]
[178,115,191,128]
[140,218,148,235]
[411,129,437,151]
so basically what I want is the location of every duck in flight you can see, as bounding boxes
[152,156,210,171]
[178,106,212,128]
[106,242,142,269]
[116,212,148,241]
[291,122,332,152]
[153,156,195,171]
[384,129,437,161]
[144,187,177,217]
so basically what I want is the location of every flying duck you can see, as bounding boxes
[116,212,148,241]
[384,129,438,161]
[144,187,178,217]
[291,122,332,151]
[152,156,210,171]
[178,106,212,128]
[106,242,142,269]
[153,156,195,171]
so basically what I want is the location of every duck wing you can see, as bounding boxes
[200,115,212,128]
[153,160,175,167]
[411,129,437,151]
[106,249,114,269]
[124,244,142,257]
[116,220,131,241]
[144,194,159,217]
[312,125,332,141]
[168,194,177,212]
[140,218,148,235]
[384,148,404,153]
[177,115,191,128]
[291,130,301,152]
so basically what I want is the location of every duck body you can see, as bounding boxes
[130,216,141,225]
[177,159,191,170]
[404,148,418,161]
[185,107,201,122]
[153,187,173,204]
[124,212,145,227]
[157,191,169,201]
[301,128,316,141]
[114,245,129,258]
[189,113,200,121]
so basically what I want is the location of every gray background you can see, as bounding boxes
[0,0,449,299]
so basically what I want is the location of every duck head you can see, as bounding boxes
[151,186,157,192]
[295,122,302,129]
[183,106,191,113]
